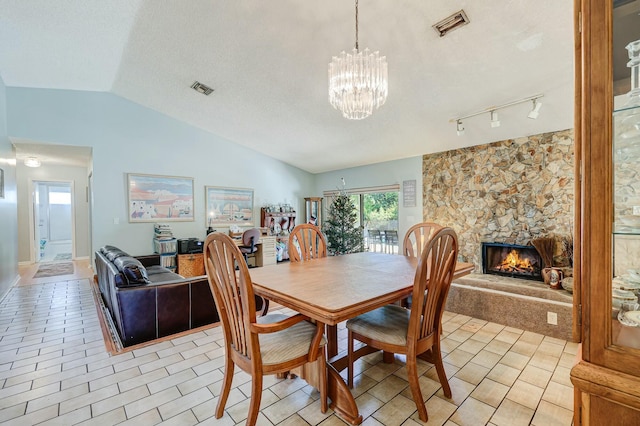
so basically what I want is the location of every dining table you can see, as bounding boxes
[249,251,474,425]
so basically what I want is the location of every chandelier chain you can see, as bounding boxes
[355,0,359,51]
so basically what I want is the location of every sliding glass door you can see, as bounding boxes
[324,186,399,253]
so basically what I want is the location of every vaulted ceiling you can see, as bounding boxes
[0,1,575,173]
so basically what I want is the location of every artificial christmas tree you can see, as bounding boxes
[324,192,364,255]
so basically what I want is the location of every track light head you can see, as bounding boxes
[528,99,542,119]
[450,94,542,132]
[490,110,500,128]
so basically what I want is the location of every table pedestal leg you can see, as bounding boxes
[327,324,338,358]
[327,363,363,425]
[293,358,363,425]
[294,324,364,425]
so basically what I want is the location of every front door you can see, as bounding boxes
[33,181,74,262]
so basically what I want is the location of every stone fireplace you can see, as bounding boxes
[481,242,543,281]
[422,130,575,340]
[422,129,574,271]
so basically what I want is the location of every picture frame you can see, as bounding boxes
[127,173,194,222]
[205,186,254,227]
[403,179,416,207]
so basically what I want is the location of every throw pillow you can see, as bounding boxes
[114,256,150,286]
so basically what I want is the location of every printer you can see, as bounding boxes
[178,238,204,254]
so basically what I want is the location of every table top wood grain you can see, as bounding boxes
[250,252,474,326]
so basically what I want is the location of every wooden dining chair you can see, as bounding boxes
[399,222,443,307]
[288,223,328,262]
[203,232,327,425]
[403,222,443,258]
[346,227,458,422]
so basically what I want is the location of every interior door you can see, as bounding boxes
[33,181,74,262]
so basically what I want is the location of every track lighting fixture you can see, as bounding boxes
[450,94,543,135]
[528,98,543,119]
[490,111,500,128]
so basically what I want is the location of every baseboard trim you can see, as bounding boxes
[0,274,21,303]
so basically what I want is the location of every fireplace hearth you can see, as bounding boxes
[481,242,543,281]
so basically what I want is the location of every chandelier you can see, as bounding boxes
[328,0,388,120]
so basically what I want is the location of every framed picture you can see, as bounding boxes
[0,168,4,199]
[403,179,416,207]
[205,186,254,227]
[127,173,194,222]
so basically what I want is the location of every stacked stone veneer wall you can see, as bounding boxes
[422,129,574,271]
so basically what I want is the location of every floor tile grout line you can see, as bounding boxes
[1,269,574,426]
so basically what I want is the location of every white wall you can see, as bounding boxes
[0,74,19,298]
[16,164,91,262]
[314,156,424,242]
[7,88,315,257]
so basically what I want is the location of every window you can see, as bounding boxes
[49,190,71,205]
[324,185,399,253]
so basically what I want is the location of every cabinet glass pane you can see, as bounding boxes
[612,0,640,348]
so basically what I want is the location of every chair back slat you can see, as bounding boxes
[289,224,328,262]
[408,228,458,342]
[403,222,443,258]
[204,233,258,359]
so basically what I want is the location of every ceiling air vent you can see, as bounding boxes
[433,10,469,37]
[191,81,214,96]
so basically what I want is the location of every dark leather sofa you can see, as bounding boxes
[94,245,219,347]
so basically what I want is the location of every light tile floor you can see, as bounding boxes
[0,275,577,425]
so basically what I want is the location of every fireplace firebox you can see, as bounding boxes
[481,242,543,281]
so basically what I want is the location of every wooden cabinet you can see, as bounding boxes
[260,236,277,266]
[177,253,205,278]
[571,1,640,424]
[260,208,296,234]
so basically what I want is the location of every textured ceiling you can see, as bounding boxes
[0,0,576,173]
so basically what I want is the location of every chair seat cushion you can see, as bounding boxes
[346,305,410,346]
[258,314,326,366]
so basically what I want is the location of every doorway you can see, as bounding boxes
[33,181,74,262]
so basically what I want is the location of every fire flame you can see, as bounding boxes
[497,249,534,272]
